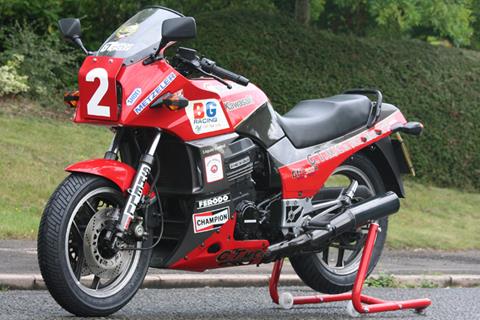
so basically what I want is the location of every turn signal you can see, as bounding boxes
[64,90,80,108]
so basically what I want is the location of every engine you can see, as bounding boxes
[222,137,271,240]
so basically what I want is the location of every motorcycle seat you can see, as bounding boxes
[276,94,371,148]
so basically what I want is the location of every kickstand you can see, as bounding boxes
[269,223,431,317]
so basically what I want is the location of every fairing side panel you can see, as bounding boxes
[75,59,236,141]
[235,102,285,148]
[191,79,269,128]
[74,59,270,142]
[270,108,407,198]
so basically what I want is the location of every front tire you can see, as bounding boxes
[38,173,152,317]
[290,153,388,294]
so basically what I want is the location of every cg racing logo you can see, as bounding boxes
[193,101,218,124]
[186,99,229,134]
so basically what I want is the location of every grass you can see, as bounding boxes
[388,181,480,250]
[0,108,110,239]
[365,274,440,288]
[0,105,479,250]
[365,274,397,288]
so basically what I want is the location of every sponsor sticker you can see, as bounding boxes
[99,42,134,52]
[196,193,230,210]
[229,156,250,170]
[225,96,253,111]
[193,207,230,233]
[126,88,142,106]
[204,153,224,183]
[185,99,230,134]
[134,72,176,114]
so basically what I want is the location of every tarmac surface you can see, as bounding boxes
[1,240,479,276]
[0,287,478,320]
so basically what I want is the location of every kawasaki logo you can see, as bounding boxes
[196,193,230,209]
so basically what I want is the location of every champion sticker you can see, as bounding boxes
[126,88,142,106]
[193,207,230,233]
[134,72,176,114]
[185,99,230,134]
[204,153,224,183]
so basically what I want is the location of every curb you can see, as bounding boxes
[1,274,479,290]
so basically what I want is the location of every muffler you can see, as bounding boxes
[265,191,400,260]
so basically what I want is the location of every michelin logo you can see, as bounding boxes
[134,72,176,114]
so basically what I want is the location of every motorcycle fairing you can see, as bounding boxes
[168,213,268,271]
[73,59,270,141]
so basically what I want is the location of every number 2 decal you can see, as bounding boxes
[85,68,110,117]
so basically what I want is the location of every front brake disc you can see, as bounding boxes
[83,208,135,279]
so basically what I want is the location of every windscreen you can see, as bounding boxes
[97,7,182,63]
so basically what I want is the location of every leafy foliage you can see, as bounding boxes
[0,54,29,97]
[314,0,475,46]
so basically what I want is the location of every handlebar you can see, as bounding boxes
[200,58,250,86]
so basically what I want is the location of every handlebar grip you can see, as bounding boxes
[200,58,250,86]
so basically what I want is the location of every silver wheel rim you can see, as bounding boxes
[316,165,376,276]
[65,187,141,298]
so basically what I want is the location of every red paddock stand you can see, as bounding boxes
[269,223,431,317]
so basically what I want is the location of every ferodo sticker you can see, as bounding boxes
[196,193,230,210]
[204,153,224,183]
[193,207,230,233]
[185,99,229,134]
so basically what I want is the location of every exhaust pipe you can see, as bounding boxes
[265,192,400,260]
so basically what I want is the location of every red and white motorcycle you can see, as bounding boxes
[38,6,424,316]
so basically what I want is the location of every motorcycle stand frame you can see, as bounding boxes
[269,223,432,317]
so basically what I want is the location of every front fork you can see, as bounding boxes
[105,128,162,233]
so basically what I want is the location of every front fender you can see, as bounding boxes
[65,159,143,193]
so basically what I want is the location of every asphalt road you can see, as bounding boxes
[1,287,478,320]
[2,240,480,276]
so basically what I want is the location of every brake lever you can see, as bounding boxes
[197,67,232,89]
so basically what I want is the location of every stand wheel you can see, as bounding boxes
[415,308,427,315]
[346,301,361,318]
[278,292,294,310]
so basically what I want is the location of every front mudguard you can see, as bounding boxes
[65,159,150,194]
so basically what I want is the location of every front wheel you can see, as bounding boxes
[37,173,152,317]
[290,154,388,294]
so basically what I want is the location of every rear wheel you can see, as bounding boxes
[290,154,388,294]
[38,173,152,317]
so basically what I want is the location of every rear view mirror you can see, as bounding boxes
[58,18,82,41]
[58,18,89,55]
[161,17,196,44]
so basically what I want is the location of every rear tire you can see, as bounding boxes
[289,153,388,294]
[38,173,152,317]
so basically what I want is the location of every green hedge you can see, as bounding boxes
[187,9,480,190]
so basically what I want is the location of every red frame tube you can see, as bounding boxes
[269,223,431,315]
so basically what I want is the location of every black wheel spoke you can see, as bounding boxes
[335,248,345,267]
[91,276,101,289]
[84,200,97,215]
[322,247,329,263]
[72,220,84,241]
[74,252,85,280]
